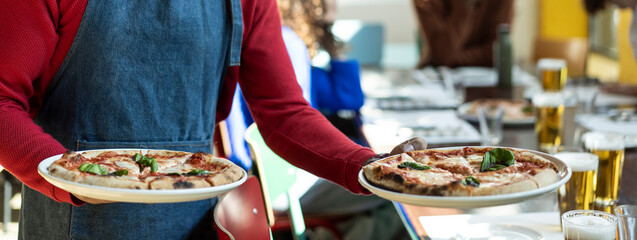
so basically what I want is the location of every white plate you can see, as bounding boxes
[457,101,535,126]
[576,113,637,148]
[358,147,571,208]
[454,224,544,240]
[38,149,247,203]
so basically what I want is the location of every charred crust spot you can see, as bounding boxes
[173,181,194,189]
[50,168,57,173]
[440,185,448,190]
[429,186,444,196]
[388,172,404,184]
[135,186,141,189]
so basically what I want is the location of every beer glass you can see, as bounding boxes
[583,132,625,212]
[562,210,618,240]
[533,92,565,153]
[538,58,568,92]
[555,152,599,216]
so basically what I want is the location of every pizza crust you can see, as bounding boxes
[148,176,212,189]
[49,163,81,182]
[529,168,558,188]
[470,178,537,196]
[206,166,244,186]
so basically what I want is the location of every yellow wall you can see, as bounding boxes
[617,9,637,83]
[539,0,588,39]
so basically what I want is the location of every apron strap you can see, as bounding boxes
[227,0,243,66]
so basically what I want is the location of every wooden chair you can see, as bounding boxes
[244,124,342,240]
[533,37,589,77]
[214,176,272,240]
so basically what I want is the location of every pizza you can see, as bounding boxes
[48,149,244,190]
[363,147,558,196]
[465,99,534,121]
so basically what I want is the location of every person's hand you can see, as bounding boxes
[364,137,428,165]
[73,194,115,204]
[389,137,428,156]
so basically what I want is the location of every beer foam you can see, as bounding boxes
[538,58,566,70]
[563,215,617,240]
[582,132,625,150]
[554,152,598,172]
[532,92,564,107]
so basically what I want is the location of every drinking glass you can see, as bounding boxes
[538,58,568,92]
[562,210,618,240]
[582,132,625,212]
[572,79,598,115]
[533,92,565,152]
[554,152,599,216]
[477,106,503,145]
[615,205,637,240]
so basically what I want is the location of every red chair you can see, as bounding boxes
[214,176,272,240]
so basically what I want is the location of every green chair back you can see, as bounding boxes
[244,124,307,240]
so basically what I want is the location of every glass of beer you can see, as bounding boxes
[555,152,599,216]
[562,210,618,240]
[533,92,565,153]
[538,58,568,92]
[583,132,625,212]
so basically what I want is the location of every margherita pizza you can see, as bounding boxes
[363,147,558,196]
[48,150,244,190]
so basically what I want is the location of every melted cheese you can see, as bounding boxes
[466,154,483,163]
[404,170,457,185]
[477,172,528,188]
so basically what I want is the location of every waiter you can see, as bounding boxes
[0,0,425,239]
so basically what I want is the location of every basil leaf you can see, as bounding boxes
[150,159,158,173]
[134,155,157,173]
[522,106,533,113]
[397,162,431,170]
[78,163,109,175]
[480,148,515,172]
[462,176,480,187]
[112,169,129,176]
[187,169,211,176]
[133,153,142,162]
[78,163,91,172]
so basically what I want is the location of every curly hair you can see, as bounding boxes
[277,0,344,58]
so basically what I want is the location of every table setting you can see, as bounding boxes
[358,60,637,239]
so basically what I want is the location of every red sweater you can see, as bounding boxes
[0,0,375,205]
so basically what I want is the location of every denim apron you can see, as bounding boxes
[20,0,242,239]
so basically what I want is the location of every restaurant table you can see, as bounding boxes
[359,68,637,240]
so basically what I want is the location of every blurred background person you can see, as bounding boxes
[413,0,514,68]
[287,0,367,146]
